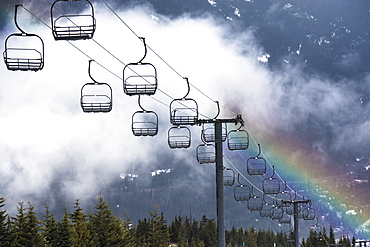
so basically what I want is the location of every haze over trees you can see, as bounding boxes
[0,196,352,246]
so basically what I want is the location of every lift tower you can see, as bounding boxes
[282,199,311,247]
[198,115,244,247]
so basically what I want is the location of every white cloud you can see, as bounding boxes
[0,1,368,213]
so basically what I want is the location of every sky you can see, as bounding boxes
[1,0,370,235]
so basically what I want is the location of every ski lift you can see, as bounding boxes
[248,186,263,212]
[309,218,322,235]
[279,212,291,224]
[3,5,44,71]
[202,122,227,142]
[196,143,215,164]
[51,0,96,40]
[285,204,294,216]
[201,102,227,142]
[271,207,284,221]
[80,60,112,113]
[227,124,249,151]
[167,126,191,149]
[123,37,157,96]
[234,174,251,202]
[223,167,235,186]
[170,77,198,125]
[303,207,316,221]
[247,144,266,175]
[263,166,281,194]
[260,203,274,218]
[131,95,158,137]
[276,182,292,207]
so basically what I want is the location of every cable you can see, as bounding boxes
[21,0,307,204]
[46,0,212,119]
[98,0,238,116]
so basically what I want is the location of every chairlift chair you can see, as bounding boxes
[303,207,316,221]
[123,37,157,96]
[81,60,112,113]
[247,144,266,175]
[275,182,292,207]
[262,166,281,194]
[196,144,216,164]
[170,77,198,125]
[279,212,291,224]
[3,5,44,71]
[132,110,158,137]
[201,122,227,143]
[51,0,96,40]
[260,203,274,218]
[285,204,294,215]
[167,126,191,149]
[247,186,263,212]
[227,128,249,151]
[223,167,235,186]
[234,174,251,202]
[131,96,158,137]
[271,207,284,221]
[248,197,263,212]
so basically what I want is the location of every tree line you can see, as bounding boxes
[0,196,353,246]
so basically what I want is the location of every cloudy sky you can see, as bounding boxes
[0,0,369,222]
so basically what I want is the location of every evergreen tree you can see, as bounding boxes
[90,195,125,247]
[55,208,73,247]
[24,203,44,246]
[199,214,217,247]
[147,204,170,247]
[328,225,336,244]
[119,213,135,247]
[10,202,29,246]
[245,227,257,247]
[0,198,8,246]
[70,199,93,247]
[42,204,58,247]
[135,218,150,246]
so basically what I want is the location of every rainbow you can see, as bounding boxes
[248,127,370,238]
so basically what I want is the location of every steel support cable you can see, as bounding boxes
[44,0,212,120]
[30,1,298,197]
[224,155,265,195]
[231,124,299,197]
[98,0,238,116]
[19,2,171,109]
[19,3,121,81]
[101,0,295,196]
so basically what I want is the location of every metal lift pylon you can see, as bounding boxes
[197,114,244,247]
[282,199,311,247]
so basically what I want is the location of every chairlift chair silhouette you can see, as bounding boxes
[260,203,274,218]
[234,174,251,202]
[80,60,112,113]
[3,5,44,71]
[279,212,291,224]
[247,144,266,175]
[200,102,227,142]
[196,143,216,164]
[263,166,281,194]
[167,126,191,149]
[123,37,157,96]
[223,167,235,186]
[247,186,263,212]
[303,207,316,221]
[51,0,96,40]
[276,182,292,207]
[131,96,158,137]
[170,77,198,125]
[271,206,284,221]
[227,124,249,151]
